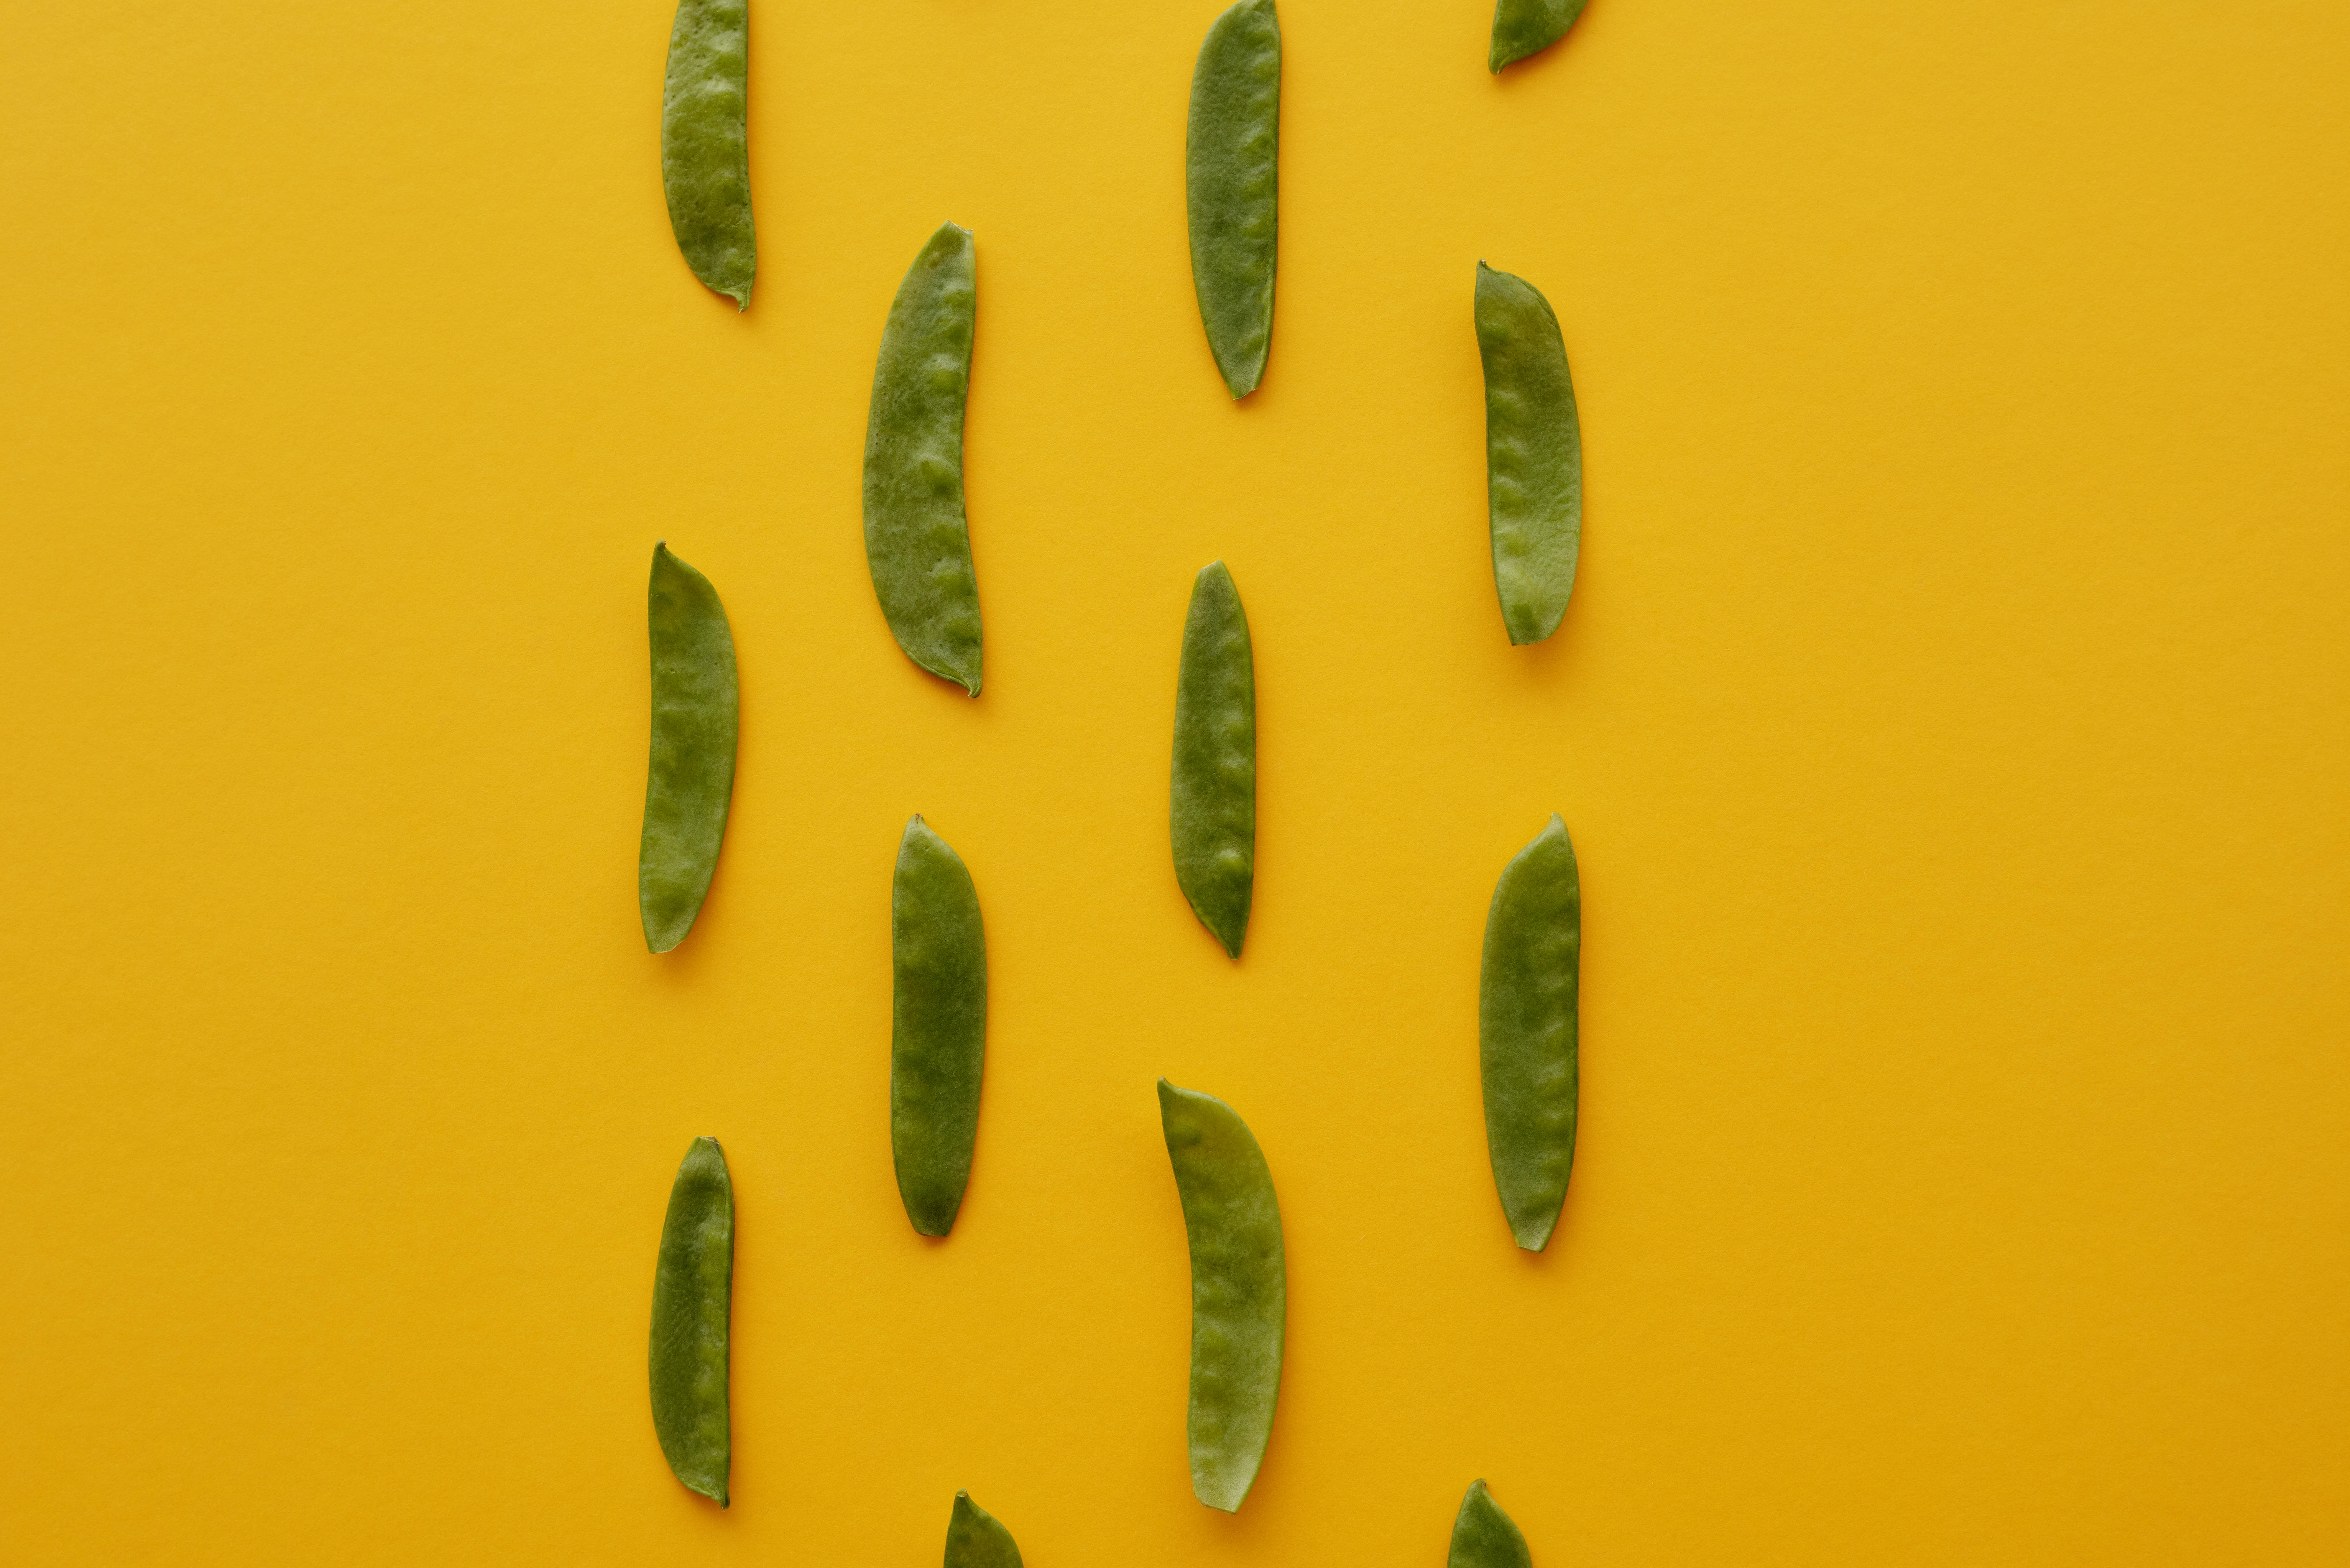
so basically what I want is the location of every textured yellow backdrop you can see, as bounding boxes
[3,1,2346,1562]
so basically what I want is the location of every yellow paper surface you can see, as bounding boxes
[3,2,2346,1562]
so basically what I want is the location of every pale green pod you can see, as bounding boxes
[892,815,989,1236]
[1158,1079,1285,1511]
[640,543,738,953]
[944,1490,1023,1568]
[1170,561,1256,958]
[1479,815,1581,1250]
[661,0,755,307]
[1475,262,1583,644]
[1186,0,1281,398]
[1489,0,1589,74]
[864,223,984,694]
[649,1137,732,1505]
[1449,1480,1535,1568]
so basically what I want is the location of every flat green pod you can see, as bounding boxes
[1449,1480,1535,1568]
[1479,815,1581,1250]
[1475,262,1583,645]
[661,0,755,308]
[892,816,989,1236]
[649,1136,733,1506]
[1489,0,1589,74]
[640,543,738,953]
[864,223,984,695]
[944,1490,1023,1568]
[1186,0,1281,398]
[1158,1079,1284,1512]
[1170,561,1256,958]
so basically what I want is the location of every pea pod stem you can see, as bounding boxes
[1479,815,1581,1251]
[892,815,989,1236]
[1475,262,1583,645]
[648,1137,733,1506]
[639,543,738,954]
[1170,561,1256,958]
[1186,0,1281,398]
[661,0,755,307]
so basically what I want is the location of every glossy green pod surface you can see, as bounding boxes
[1170,562,1256,958]
[1186,0,1281,398]
[1488,0,1589,74]
[1158,1079,1284,1512]
[1475,262,1583,644]
[864,223,984,695]
[944,1490,1023,1568]
[1449,1480,1534,1568]
[640,543,739,953]
[892,816,989,1236]
[1479,815,1580,1250]
[661,0,755,307]
[649,1136,733,1505]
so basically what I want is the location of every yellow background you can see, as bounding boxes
[3,0,2346,1561]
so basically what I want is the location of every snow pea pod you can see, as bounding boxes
[892,815,988,1236]
[649,1136,733,1506]
[1475,262,1583,645]
[1186,0,1281,398]
[661,0,755,308]
[864,223,984,696]
[1479,815,1580,1251]
[1488,0,1588,74]
[1449,1480,1534,1568]
[639,543,738,954]
[1157,1079,1284,1512]
[944,1490,1022,1568]
[1170,562,1256,958]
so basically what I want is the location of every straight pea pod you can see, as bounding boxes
[640,543,738,953]
[1480,815,1580,1250]
[1449,1480,1535,1568]
[1488,0,1589,74]
[892,815,989,1236]
[649,1136,733,1506]
[1170,561,1255,958]
[1186,0,1281,398]
[944,1490,1023,1568]
[1475,262,1583,644]
[1158,1079,1284,1512]
[661,0,755,307]
[864,223,984,695]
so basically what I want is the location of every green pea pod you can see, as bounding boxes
[661,0,755,308]
[1449,1480,1534,1568]
[892,815,989,1236]
[1186,0,1281,398]
[864,223,984,696]
[1157,1079,1284,1512]
[1488,0,1589,74]
[1475,263,1583,645]
[640,543,739,954]
[649,1136,733,1506]
[944,1490,1023,1568]
[1479,815,1581,1251]
[1170,562,1256,958]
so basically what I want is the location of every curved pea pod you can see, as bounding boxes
[640,543,738,954]
[1475,262,1583,645]
[1170,562,1256,958]
[1488,0,1589,74]
[944,1490,1023,1568]
[864,223,984,695]
[1449,1480,1534,1568]
[1186,0,1281,398]
[1480,815,1581,1250]
[1157,1079,1284,1512]
[661,0,755,308]
[892,816,989,1236]
[649,1137,733,1505]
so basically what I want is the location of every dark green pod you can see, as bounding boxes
[1186,0,1281,398]
[892,816,989,1236]
[649,1136,733,1506]
[1475,263,1583,645]
[639,543,738,954]
[864,223,984,695]
[1449,1480,1535,1568]
[661,0,755,307]
[1158,1079,1284,1512]
[1488,0,1588,74]
[944,1490,1023,1568]
[1479,815,1581,1250]
[1170,562,1256,958]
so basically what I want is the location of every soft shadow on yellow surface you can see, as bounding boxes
[2,1,2346,1564]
